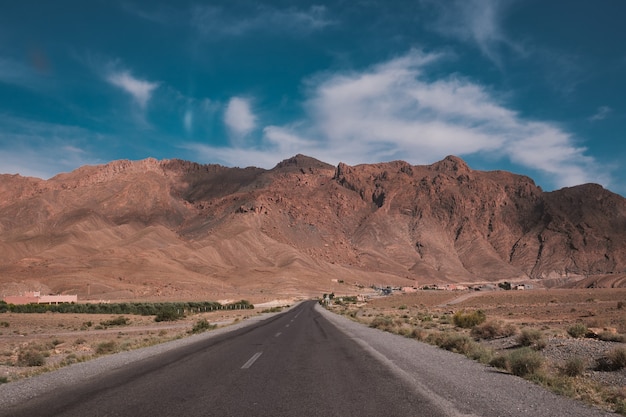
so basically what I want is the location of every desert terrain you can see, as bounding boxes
[0,300,295,383]
[327,287,626,413]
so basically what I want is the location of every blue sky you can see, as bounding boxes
[1,1,625,196]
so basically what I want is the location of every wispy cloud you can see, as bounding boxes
[589,106,612,122]
[424,0,521,66]
[191,5,334,37]
[106,70,159,109]
[224,97,256,139]
[0,115,102,178]
[189,49,609,190]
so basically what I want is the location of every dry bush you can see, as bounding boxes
[567,323,588,339]
[508,347,544,377]
[96,341,118,355]
[597,347,626,371]
[561,356,586,377]
[453,310,486,328]
[471,320,517,340]
[17,350,46,367]
[517,328,546,350]
[369,316,397,333]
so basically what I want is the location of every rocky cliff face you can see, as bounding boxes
[0,154,624,299]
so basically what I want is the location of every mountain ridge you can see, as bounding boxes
[1,154,624,300]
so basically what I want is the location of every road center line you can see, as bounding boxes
[241,352,263,369]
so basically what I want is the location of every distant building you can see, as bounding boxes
[3,291,77,305]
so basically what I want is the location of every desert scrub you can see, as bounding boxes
[508,347,544,377]
[100,316,130,327]
[17,350,46,367]
[598,332,626,343]
[567,323,588,338]
[369,316,396,332]
[262,306,283,313]
[561,356,586,377]
[96,341,118,355]
[471,320,517,340]
[190,318,216,334]
[516,328,546,350]
[453,310,486,328]
[597,347,626,371]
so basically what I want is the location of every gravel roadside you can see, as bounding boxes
[0,303,617,416]
[316,304,615,417]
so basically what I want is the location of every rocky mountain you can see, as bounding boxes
[0,154,624,301]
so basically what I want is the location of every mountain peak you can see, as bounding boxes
[430,155,471,174]
[272,154,334,172]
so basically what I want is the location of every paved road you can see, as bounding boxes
[1,301,441,417]
[0,301,613,417]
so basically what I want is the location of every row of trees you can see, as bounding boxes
[0,300,254,315]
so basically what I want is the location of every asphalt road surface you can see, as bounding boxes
[0,301,614,417]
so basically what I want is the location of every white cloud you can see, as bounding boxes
[589,106,612,122]
[191,5,334,37]
[106,70,158,109]
[185,49,608,191]
[224,97,256,138]
[425,0,521,66]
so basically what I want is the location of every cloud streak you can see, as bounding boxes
[425,0,521,66]
[191,5,334,37]
[0,115,101,179]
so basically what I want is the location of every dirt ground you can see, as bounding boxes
[330,287,626,413]
[0,304,288,382]
[361,287,626,331]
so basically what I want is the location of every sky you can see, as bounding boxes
[1,0,625,196]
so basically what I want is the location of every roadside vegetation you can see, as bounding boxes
[0,299,257,384]
[0,300,253,316]
[325,289,626,415]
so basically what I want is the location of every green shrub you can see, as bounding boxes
[17,350,46,367]
[155,308,183,322]
[566,323,588,338]
[561,356,586,377]
[508,347,544,377]
[0,321,9,328]
[0,376,8,384]
[453,310,486,328]
[190,319,216,334]
[516,328,546,350]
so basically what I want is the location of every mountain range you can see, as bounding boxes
[1,154,625,301]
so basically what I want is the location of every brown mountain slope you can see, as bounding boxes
[0,154,625,300]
